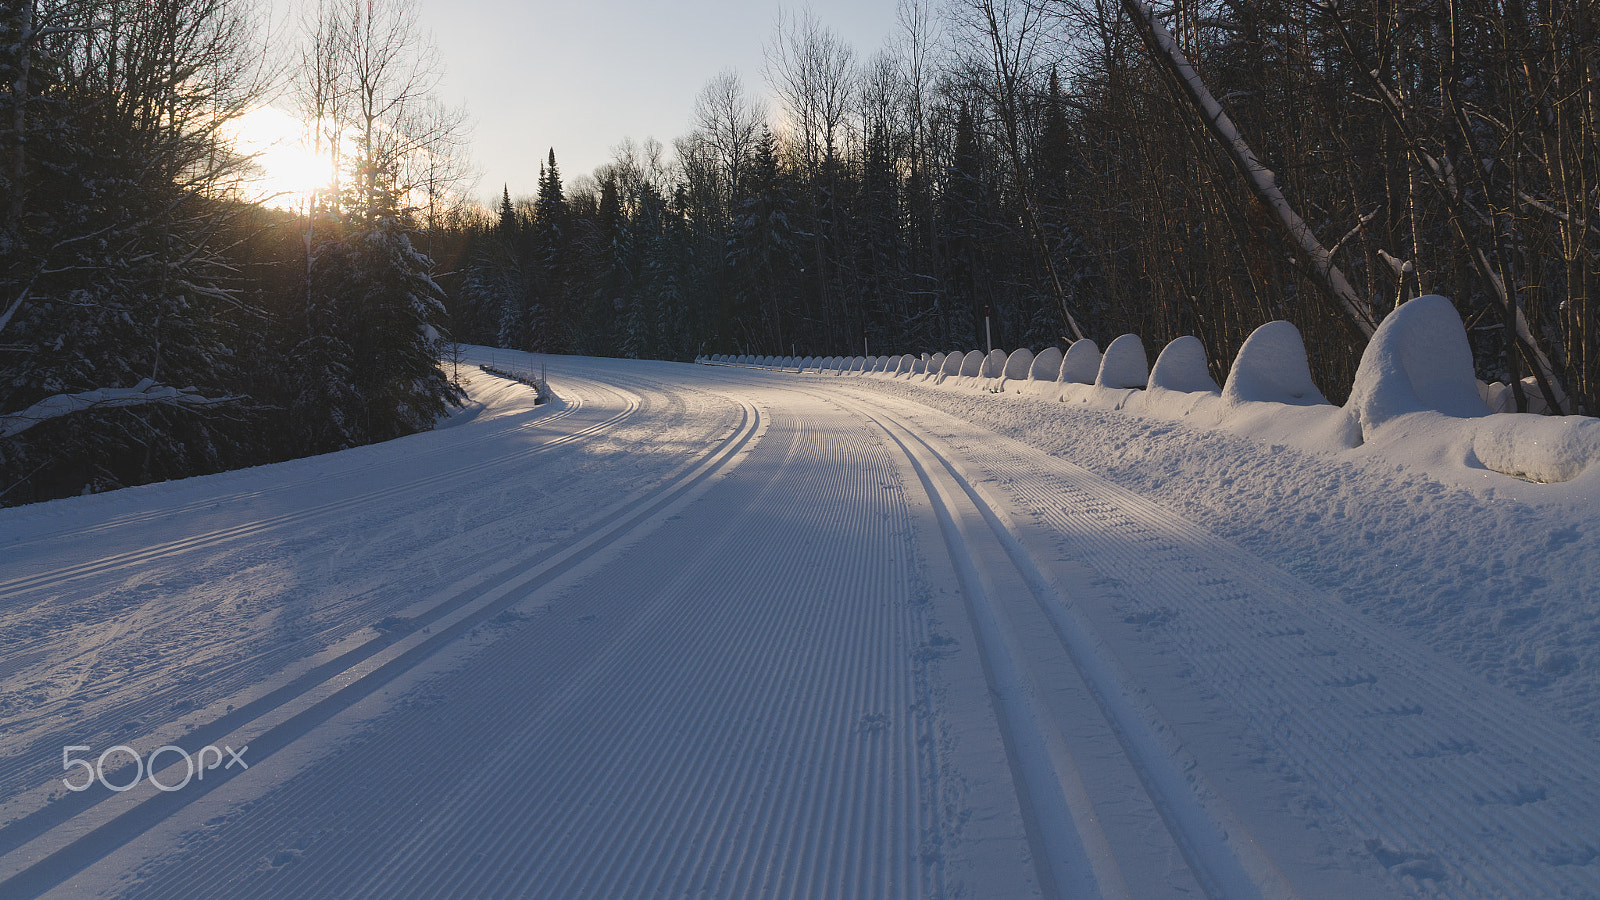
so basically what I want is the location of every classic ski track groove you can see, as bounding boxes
[828,390,1289,900]
[0,367,581,551]
[0,374,637,599]
[92,386,941,899]
[9,361,1595,899]
[837,382,1600,899]
[0,371,690,799]
[0,388,763,899]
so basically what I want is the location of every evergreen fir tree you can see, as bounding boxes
[726,127,799,352]
[943,103,988,347]
[498,184,517,237]
[528,148,571,352]
[1,1,253,501]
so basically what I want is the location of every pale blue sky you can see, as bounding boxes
[419,0,906,204]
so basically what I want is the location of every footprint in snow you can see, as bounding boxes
[857,713,890,734]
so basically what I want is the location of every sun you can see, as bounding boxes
[228,105,332,210]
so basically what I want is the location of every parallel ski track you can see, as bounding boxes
[831,391,1291,900]
[0,374,638,600]
[93,389,940,899]
[0,390,763,900]
[0,371,580,553]
[0,371,700,794]
[842,384,1600,899]
[0,372,635,753]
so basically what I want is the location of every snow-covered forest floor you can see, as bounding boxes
[0,348,1596,898]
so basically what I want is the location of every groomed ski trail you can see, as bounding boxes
[2,356,1597,899]
[30,373,1029,899]
[831,379,1600,900]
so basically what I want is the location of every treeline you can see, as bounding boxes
[5,0,1597,504]
[0,0,462,506]
[450,0,1597,416]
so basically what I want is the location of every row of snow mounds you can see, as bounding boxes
[701,300,1599,482]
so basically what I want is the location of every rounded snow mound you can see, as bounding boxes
[929,352,946,374]
[1030,347,1063,381]
[1060,339,1101,384]
[1095,335,1148,389]
[1148,336,1220,394]
[1224,321,1328,406]
[1347,294,1488,432]
[982,349,1007,379]
[959,350,985,377]
[1003,348,1034,380]
[940,353,964,376]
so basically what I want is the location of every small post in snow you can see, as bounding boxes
[985,307,993,354]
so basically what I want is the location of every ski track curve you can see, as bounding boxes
[74,384,970,900]
[0,365,751,895]
[0,372,637,598]
[0,372,650,775]
[6,358,1595,899]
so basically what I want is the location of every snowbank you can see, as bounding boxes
[705,293,1600,484]
[1003,348,1033,381]
[1095,335,1148,389]
[1060,339,1101,385]
[1223,321,1328,406]
[1030,347,1063,382]
[1148,336,1219,394]
[1343,295,1600,484]
[1346,294,1489,431]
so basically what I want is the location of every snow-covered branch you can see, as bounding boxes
[0,380,238,440]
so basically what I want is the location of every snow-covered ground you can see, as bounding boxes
[0,345,1596,898]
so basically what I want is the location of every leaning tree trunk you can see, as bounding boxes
[1115,0,1380,339]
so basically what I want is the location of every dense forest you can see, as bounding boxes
[1,0,462,504]
[4,0,1598,505]
[458,0,1598,422]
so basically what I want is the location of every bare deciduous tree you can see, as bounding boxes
[765,7,857,176]
[690,69,765,205]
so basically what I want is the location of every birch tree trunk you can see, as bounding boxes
[1113,0,1380,338]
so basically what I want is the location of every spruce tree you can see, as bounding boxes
[1,0,257,501]
[498,184,517,237]
[529,148,570,352]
